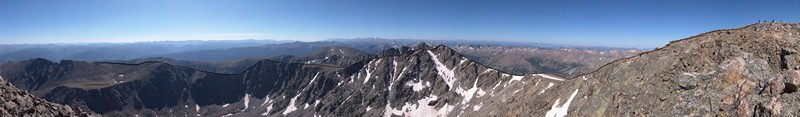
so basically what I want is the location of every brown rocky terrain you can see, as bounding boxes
[0,75,95,116]
[495,22,800,116]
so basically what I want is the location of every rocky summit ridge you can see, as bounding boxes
[0,22,799,116]
[511,22,800,116]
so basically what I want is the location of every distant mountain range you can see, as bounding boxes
[0,39,294,63]
[4,23,799,116]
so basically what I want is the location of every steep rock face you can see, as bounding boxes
[0,75,95,116]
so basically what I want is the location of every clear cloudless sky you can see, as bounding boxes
[1,0,799,48]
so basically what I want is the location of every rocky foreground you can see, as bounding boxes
[0,76,95,116]
[521,22,800,116]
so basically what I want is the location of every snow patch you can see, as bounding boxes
[262,102,275,116]
[545,89,580,117]
[384,95,454,117]
[348,75,355,83]
[504,75,525,88]
[405,80,430,92]
[473,102,483,111]
[383,103,403,116]
[510,75,525,83]
[282,95,300,115]
[222,104,229,107]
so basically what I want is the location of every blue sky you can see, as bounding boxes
[1,0,799,48]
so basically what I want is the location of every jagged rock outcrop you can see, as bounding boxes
[0,75,95,116]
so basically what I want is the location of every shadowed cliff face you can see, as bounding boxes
[2,22,800,116]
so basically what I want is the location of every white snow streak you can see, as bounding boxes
[426,50,456,88]
[243,94,251,111]
[535,74,565,81]
[389,59,399,92]
[308,72,321,87]
[363,60,378,84]
[539,83,555,95]
[482,69,493,74]
[261,96,272,106]
[455,75,483,104]
[397,68,407,80]
[545,89,580,117]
